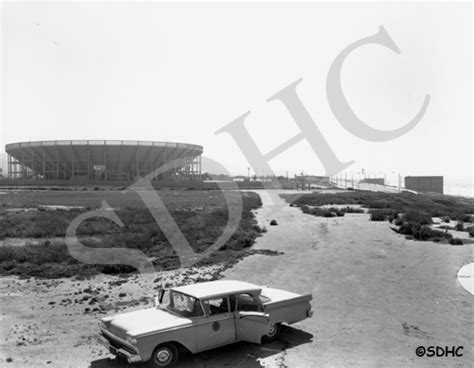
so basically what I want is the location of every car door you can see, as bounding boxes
[232,293,270,344]
[235,311,270,343]
[195,296,236,351]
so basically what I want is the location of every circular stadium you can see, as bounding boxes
[5,140,203,182]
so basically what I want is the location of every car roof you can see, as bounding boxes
[172,280,262,299]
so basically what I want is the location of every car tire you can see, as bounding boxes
[150,343,178,367]
[264,322,281,342]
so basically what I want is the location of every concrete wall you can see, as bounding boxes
[294,175,330,184]
[404,176,444,194]
[361,178,385,185]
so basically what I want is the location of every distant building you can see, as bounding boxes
[404,176,443,194]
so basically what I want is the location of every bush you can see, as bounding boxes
[452,213,473,223]
[341,206,364,214]
[397,222,452,241]
[283,190,474,222]
[455,222,465,231]
[370,210,387,221]
[365,200,392,209]
[270,219,278,226]
[369,209,398,222]
[252,225,264,233]
[393,217,404,226]
[388,212,399,223]
[300,205,356,218]
[300,205,311,214]
[402,210,432,225]
[449,238,463,246]
[466,226,474,237]
[442,216,450,223]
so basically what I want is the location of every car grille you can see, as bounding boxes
[101,332,136,354]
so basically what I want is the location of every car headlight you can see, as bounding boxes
[126,335,138,346]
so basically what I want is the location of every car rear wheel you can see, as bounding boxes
[264,322,281,341]
[150,343,178,367]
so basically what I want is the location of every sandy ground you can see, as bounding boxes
[1,189,472,367]
[0,266,227,367]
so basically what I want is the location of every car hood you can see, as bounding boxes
[104,307,192,338]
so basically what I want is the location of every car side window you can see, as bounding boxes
[202,297,230,315]
[235,293,263,312]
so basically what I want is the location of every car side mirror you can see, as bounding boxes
[159,289,165,304]
[154,288,166,308]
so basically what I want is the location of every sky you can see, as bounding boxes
[1,1,472,184]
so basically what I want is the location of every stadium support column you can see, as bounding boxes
[71,142,74,180]
[150,147,154,180]
[42,147,46,180]
[7,154,11,179]
[163,147,168,180]
[87,144,91,180]
[21,150,24,179]
[119,142,123,180]
[30,147,35,179]
[174,147,178,181]
[56,148,59,180]
[136,145,139,178]
[199,154,202,179]
[104,144,107,182]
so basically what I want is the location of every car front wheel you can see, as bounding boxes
[150,343,178,367]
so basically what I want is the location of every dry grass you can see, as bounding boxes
[0,190,265,278]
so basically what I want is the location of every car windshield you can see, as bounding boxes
[167,291,203,318]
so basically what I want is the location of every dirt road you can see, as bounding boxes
[222,190,473,368]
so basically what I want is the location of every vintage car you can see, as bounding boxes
[98,280,313,367]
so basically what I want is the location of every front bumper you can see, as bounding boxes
[98,334,142,364]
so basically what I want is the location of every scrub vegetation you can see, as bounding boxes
[283,190,474,244]
[0,190,268,278]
